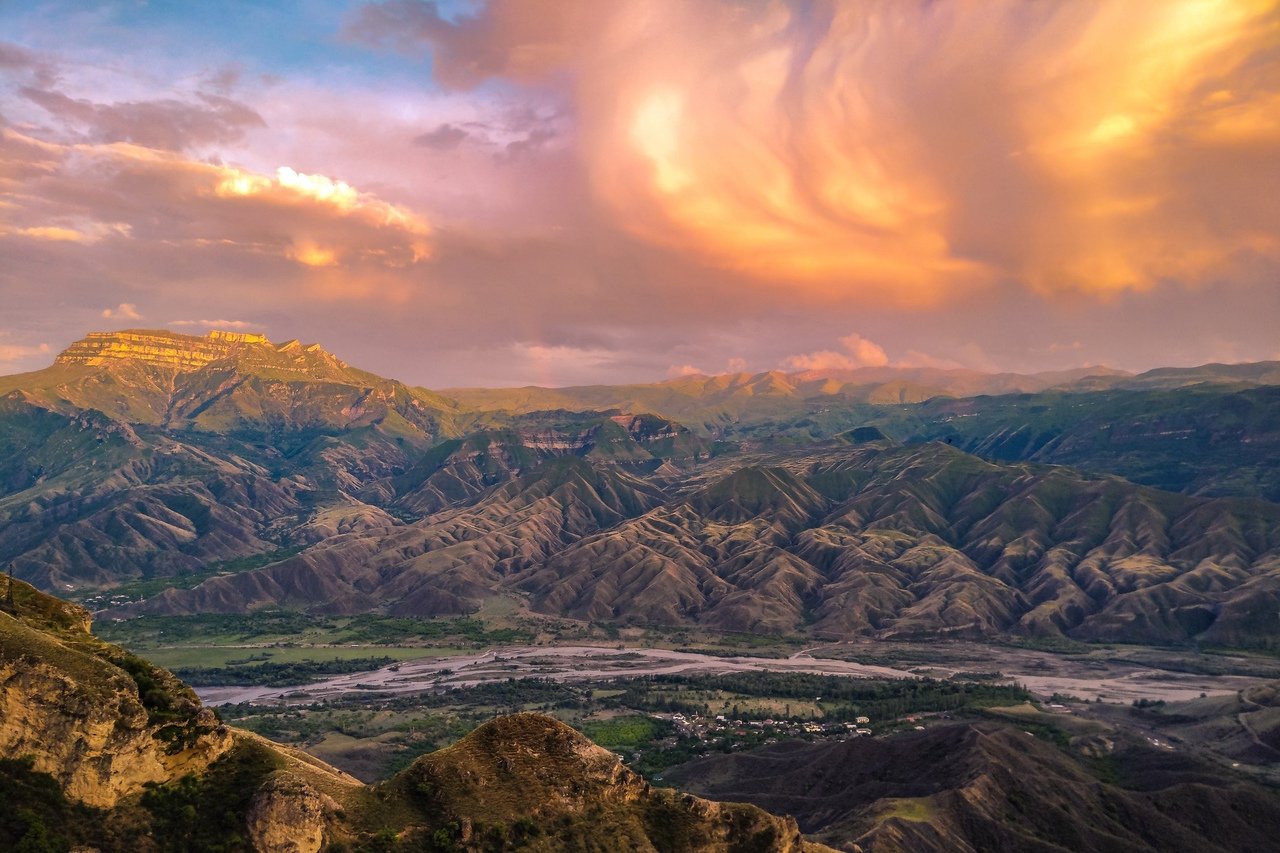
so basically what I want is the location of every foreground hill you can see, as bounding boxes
[0,576,829,852]
[666,717,1280,852]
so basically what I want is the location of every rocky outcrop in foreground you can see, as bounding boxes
[0,577,831,852]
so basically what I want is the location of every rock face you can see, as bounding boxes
[0,581,831,852]
[0,575,233,807]
[247,774,339,853]
[0,656,230,808]
[55,329,271,370]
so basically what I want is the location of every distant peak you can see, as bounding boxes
[206,329,269,345]
[55,328,271,370]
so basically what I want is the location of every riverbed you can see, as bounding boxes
[195,643,1261,706]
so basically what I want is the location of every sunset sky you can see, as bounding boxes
[2,0,1278,387]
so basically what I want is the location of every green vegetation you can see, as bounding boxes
[614,673,1029,721]
[580,716,673,751]
[139,743,283,853]
[0,757,98,853]
[876,797,936,824]
[144,645,446,671]
[97,612,533,651]
[174,656,399,687]
[222,673,1029,783]
[73,548,306,606]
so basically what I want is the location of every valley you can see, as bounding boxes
[7,3,1280,847]
[189,641,1271,709]
[5,329,1280,851]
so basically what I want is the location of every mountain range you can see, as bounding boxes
[4,328,1280,648]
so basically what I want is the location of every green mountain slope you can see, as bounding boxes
[5,331,1280,647]
[448,365,1280,502]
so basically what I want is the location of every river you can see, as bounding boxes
[195,644,1258,706]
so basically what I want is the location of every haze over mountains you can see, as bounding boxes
[2,328,1279,650]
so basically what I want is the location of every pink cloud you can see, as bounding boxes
[783,332,889,371]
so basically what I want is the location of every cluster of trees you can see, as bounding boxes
[614,673,1028,720]
[340,616,531,646]
[173,656,398,687]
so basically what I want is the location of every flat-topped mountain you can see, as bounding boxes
[8,327,457,435]
[0,330,463,591]
[55,328,273,370]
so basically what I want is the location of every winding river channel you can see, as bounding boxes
[195,644,1260,707]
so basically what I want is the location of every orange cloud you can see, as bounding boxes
[565,0,1280,302]
[210,163,432,266]
[0,128,433,279]
[7,222,130,243]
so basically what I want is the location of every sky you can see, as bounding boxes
[1,0,1278,387]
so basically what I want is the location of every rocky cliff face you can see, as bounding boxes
[246,774,340,853]
[55,329,271,370]
[0,575,233,806]
[0,580,830,852]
